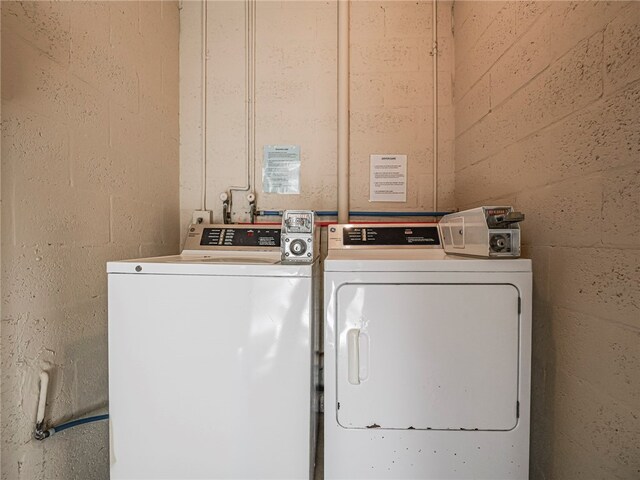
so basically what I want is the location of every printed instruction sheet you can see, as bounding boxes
[262,145,301,194]
[369,154,407,202]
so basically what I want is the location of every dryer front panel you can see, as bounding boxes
[335,283,520,431]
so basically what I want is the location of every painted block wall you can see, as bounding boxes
[1,2,180,479]
[180,0,455,231]
[453,2,640,478]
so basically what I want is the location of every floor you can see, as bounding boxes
[314,413,324,480]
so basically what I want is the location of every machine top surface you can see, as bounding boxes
[324,249,531,272]
[107,224,318,276]
[107,252,314,276]
[325,224,530,273]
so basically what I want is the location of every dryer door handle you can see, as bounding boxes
[347,328,360,385]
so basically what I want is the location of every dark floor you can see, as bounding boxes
[314,413,324,480]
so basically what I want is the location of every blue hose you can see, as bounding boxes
[338,211,451,217]
[53,414,109,434]
[36,414,109,439]
[258,210,452,218]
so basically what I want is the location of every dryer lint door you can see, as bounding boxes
[335,283,520,431]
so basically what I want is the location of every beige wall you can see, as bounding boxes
[453,2,640,478]
[1,1,638,478]
[180,0,455,230]
[1,2,180,478]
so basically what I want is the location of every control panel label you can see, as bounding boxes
[200,228,281,247]
[343,227,440,246]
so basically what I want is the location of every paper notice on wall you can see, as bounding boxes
[262,145,301,194]
[369,154,407,202]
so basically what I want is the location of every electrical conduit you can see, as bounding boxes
[201,0,208,211]
[228,0,256,202]
[432,0,439,211]
[337,0,350,224]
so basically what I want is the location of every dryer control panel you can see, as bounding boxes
[183,224,281,252]
[328,224,441,249]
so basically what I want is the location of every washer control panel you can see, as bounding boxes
[281,210,315,262]
[200,227,281,247]
[183,224,281,252]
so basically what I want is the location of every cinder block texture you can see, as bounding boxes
[454,2,640,478]
[1,2,180,479]
[179,0,456,231]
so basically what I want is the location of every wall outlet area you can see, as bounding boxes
[192,210,213,225]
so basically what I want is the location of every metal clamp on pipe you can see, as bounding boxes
[34,423,50,441]
[220,192,231,224]
[247,193,256,224]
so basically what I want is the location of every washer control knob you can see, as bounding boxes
[290,239,307,256]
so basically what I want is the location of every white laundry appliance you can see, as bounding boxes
[324,223,532,479]
[108,223,319,479]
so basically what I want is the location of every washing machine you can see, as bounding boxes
[108,223,319,479]
[324,223,532,479]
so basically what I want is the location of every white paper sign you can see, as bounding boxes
[369,154,407,202]
[262,145,301,194]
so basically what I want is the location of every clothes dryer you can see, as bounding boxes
[108,224,319,479]
[324,223,532,479]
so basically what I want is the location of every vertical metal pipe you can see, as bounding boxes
[432,0,439,211]
[201,0,208,211]
[337,0,350,224]
[228,0,253,213]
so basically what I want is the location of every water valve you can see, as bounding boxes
[247,193,256,224]
[220,192,231,224]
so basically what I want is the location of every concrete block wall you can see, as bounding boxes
[1,2,180,479]
[453,2,640,478]
[180,0,455,231]
[348,0,455,213]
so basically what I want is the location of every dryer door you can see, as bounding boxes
[335,283,520,431]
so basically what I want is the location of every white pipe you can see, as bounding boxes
[337,0,350,224]
[229,0,254,207]
[36,371,49,425]
[201,0,208,211]
[432,0,438,211]
[251,0,256,192]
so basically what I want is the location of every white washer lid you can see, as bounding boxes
[107,252,315,277]
[324,249,531,273]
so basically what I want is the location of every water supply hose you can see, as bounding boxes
[35,414,109,440]
[257,210,452,218]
